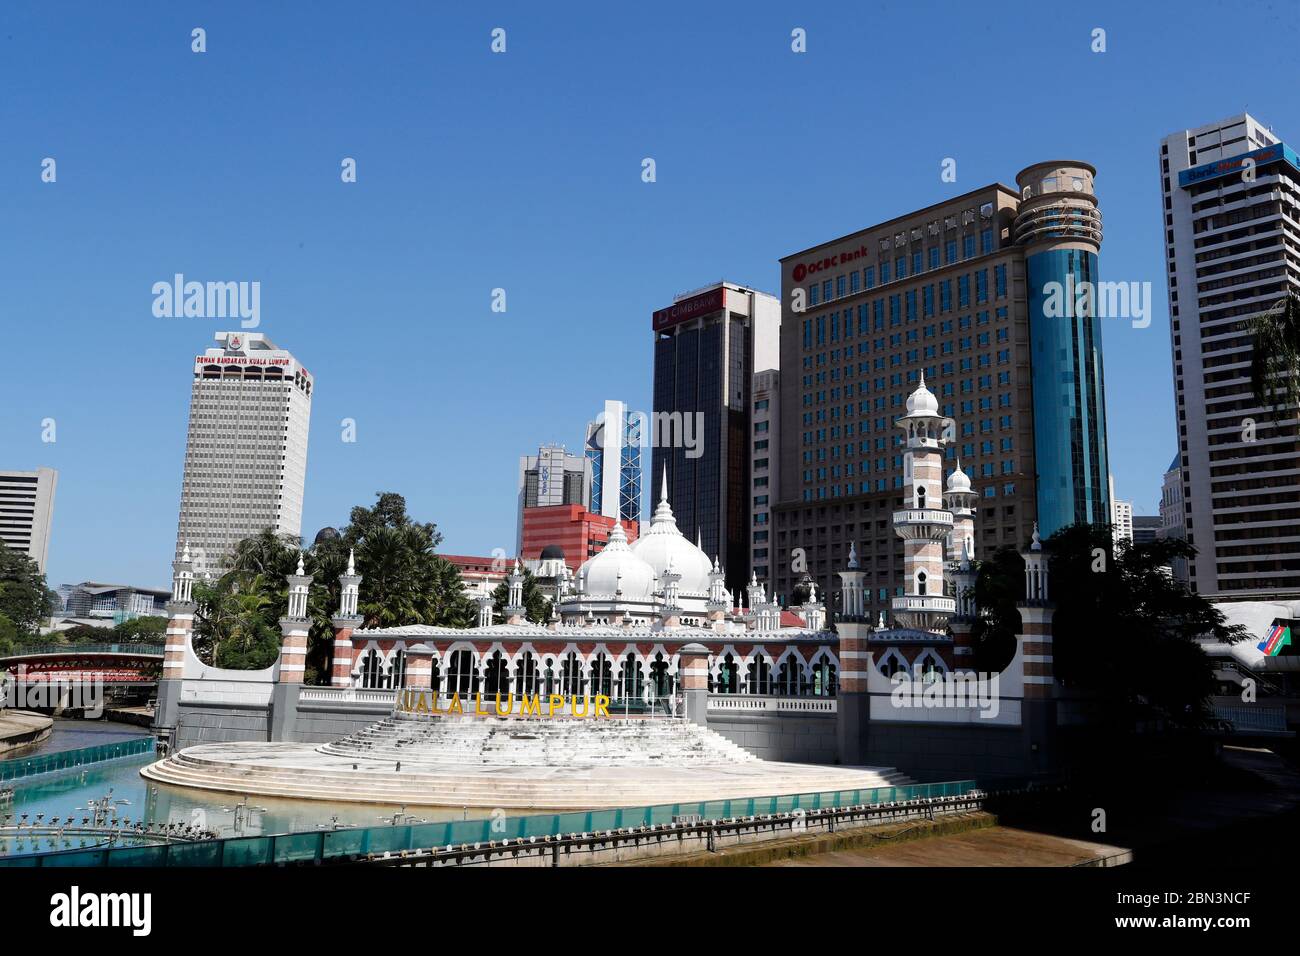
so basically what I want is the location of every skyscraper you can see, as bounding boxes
[516,445,590,552]
[175,332,313,571]
[651,281,780,594]
[0,467,57,572]
[584,399,642,525]
[1159,113,1300,597]
[774,162,1110,616]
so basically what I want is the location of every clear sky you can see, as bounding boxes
[3,0,1297,590]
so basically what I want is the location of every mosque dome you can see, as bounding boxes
[904,374,940,416]
[540,544,565,561]
[630,470,714,594]
[946,460,972,494]
[575,523,656,600]
[313,526,340,546]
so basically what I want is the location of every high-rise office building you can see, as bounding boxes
[774,162,1110,616]
[1159,453,1189,584]
[651,281,780,594]
[1160,113,1300,597]
[584,399,642,525]
[516,445,590,552]
[175,332,313,570]
[1109,474,1134,545]
[751,369,780,584]
[0,467,57,572]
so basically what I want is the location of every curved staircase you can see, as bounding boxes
[141,713,916,809]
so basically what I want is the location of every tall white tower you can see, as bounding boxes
[175,332,313,570]
[892,374,957,632]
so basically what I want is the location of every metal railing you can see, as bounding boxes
[0,737,156,783]
[0,643,164,659]
[707,696,837,713]
[1213,703,1289,734]
[0,779,978,867]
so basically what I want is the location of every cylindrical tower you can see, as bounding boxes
[944,461,977,563]
[892,375,957,631]
[1014,161,1110,536]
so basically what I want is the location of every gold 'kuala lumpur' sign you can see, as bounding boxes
[397,690,613,718]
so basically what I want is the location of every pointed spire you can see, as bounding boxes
[181,540,191,563]
[346,548,356,575]
[660,464,669,503]
[696,528,702,550]
[848,541,859,569]
[295,551,305,576]
[1030,522,1042,551]
[918,369,926,388]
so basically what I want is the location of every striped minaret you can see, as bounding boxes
[163,542,196,681]
[1018,524,1054,698]
[835,543,871,764]
[277,552,313,685]
[1017,524,1057,777]
[892,374,956,633]
[330,549,362,687]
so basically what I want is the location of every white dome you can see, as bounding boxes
[905,373,940,416]
[946,460,972,493]
[576,523,656,600]
[631,471,715,594]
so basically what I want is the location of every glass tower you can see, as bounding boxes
[1015,162,1110,536]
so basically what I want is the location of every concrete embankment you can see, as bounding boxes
[0,711,54,757]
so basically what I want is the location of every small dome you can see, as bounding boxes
[904,373,940,416]
[313,526,340,545]
[540,544,565,560]
[946,461,972,494]
[576,523,656,599]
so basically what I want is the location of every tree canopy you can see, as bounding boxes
[971,522,1243,731]
[192,493,474,680]
[0,540,57,640]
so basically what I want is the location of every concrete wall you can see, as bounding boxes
[174,702,270,750]
[294,702,392,743]
[864,721,1027,783]
[708,713,837,764]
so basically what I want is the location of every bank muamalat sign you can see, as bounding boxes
[790,242,872,284]
[398,689,614,718]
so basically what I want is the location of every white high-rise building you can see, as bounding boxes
[1108,474,1133,546]
[1160,114,1300,596]
[0,467,57,572]
[175,332,313,571]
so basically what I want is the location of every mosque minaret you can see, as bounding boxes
[891,374,958,633]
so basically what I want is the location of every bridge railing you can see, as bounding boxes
[0,737,156,783]
[0,778,979,867]
[1,643,164,659]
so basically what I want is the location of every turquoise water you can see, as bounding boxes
[2,749,481,858]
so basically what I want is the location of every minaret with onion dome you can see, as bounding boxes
[945,459,977,564]
[892,373,957,632]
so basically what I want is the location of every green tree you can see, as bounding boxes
[58,623,115,643]
[1249,292,1300,413]
[0,541,56,640]
[973,522,1244,732]
[0,613,18,657]
[192,493,473,680]
[111,615,167,643]
[491,565,552,624]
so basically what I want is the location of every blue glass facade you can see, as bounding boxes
[1025,248,1110,535]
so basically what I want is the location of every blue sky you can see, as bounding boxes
[2,0,1296,590]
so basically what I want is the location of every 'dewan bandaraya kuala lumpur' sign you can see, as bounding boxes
[652,287,727,331]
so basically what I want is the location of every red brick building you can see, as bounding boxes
[520,505,639,572]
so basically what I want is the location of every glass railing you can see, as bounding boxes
[0,737,156,782]
[0,778,978,867]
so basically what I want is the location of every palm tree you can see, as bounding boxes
[1248,292,1300,412]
